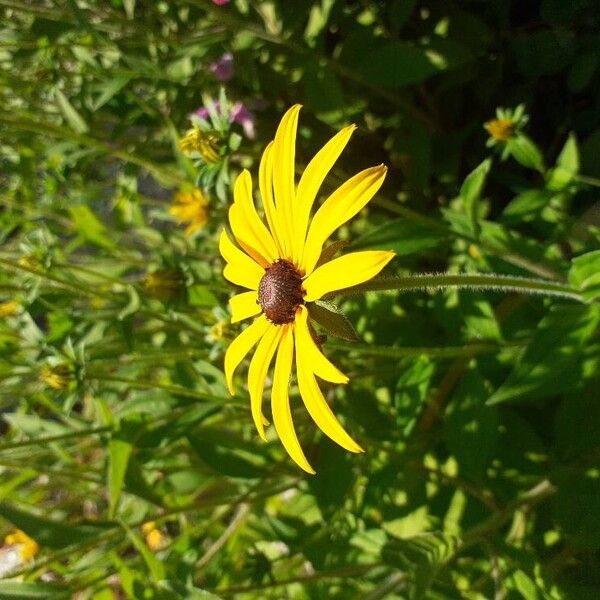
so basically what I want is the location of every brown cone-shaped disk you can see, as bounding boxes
[258,259,305,324]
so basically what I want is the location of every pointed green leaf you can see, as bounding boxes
[507,134,544,172]
[0,581,68,599]
[0,503,115,549]
[309,301,359,342]
[108,436,133,518]
[569,250,600,302]
[460,158,491,237]
[488,304,600,405]
[55,88,88,134]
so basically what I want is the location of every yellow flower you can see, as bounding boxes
[141,522,167,551]
[170,189,209,237]
[0,300,20,317]
[484,117,514,142]
[40,363,72,391]
[143,269,183,301]
[4,530,39,562]
[179,127,220,163]
[220,105,394,473]
[208,321,226,342]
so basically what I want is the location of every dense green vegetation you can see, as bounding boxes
[0,1,599,598]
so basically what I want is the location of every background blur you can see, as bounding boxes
[1,1,599,598]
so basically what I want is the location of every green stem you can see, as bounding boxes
[90,373,233,404]
[339,272,583,302]
[0,426,112,452]
[0,256,112,299]
[328,340,523,359]
[576,174,600,188]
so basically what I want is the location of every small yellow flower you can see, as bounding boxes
[221,105,395,473]
[170,189,209,237]
[141,522,167,551]
[0,300,20,317]
[179,127,220,163]
[143,269,183,301]
[18,255,38,270]
[40,363,72,391]
[484,117,514,142]
[208,321,225,342]
[4,530,39,562]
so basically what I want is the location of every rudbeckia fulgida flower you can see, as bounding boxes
[221,105,394,473]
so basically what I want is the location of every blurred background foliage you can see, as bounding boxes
[0,0,599,598]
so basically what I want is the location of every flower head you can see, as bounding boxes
[485,118,514,142]
[179,127,220,163]
[4,530,39,562]
[170,188,209,237]
[212,0,230,5]
[220,105,394,473]
[141,522,168,551]
[195,101,255,139]
[485,105,528,147]
[210,52,234,81]
[40,363,72,391]
[144,269,184,301]
[0,300,20,317]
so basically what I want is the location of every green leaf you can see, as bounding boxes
[394,357,435,438]
[569,250,600,302]
[356,42,439,88]
[121,521,166,582]
[307,442,354,518]
[118,285,140,320]
[54,88,89,134]
[555,387,600,461]
[553,467,600,550]
[460,158,491,237]
[507,134,544,172]
[187,429,267,478]
[315,240,348,268]
[0,581,68,599]
[188,284,218,307]
[158,581,224,600]
[488,304,600,405]
[68,205,115,250]
[502,189,554,223]
[92,76,132,111]
[444,366,499,481]
[381,533,459,599]
[351,219,447,256]
[0,503,115,549]
[547,134,579,190]
[108,436,133,518]
[308,301,359,342]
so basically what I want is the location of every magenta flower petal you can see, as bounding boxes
[210,52,234,82]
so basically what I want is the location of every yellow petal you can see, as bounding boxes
[259,141,285,257]
[271,325,315,474]
[219,229,264,290]
[272,104,301,261]
[294,125,356,262]
[224,315,270,394]
[303,251,395,302]
[295,326,363,453]
[229,291,261,323]
[295,306,348,383]
[248,324,282,440]
[230,170,278,267]
[301,165,387,274]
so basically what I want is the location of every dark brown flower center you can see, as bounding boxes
[258,259,305,324]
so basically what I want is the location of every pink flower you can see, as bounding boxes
[212,0,230,5]
[194,101,255,139]
[210,52,234,82]
[231,102,255,139]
